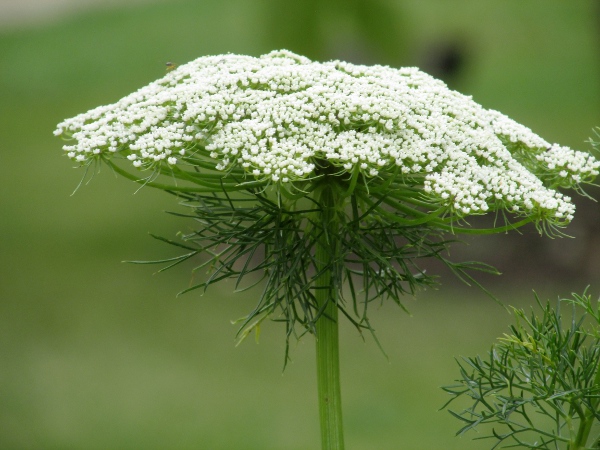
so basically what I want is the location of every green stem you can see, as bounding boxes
[314,184,345,450]
[571,359,600,449]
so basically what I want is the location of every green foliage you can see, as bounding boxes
[131,176,498,360]
[443,290,600,449]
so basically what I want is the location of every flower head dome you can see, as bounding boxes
[56,50,598,228]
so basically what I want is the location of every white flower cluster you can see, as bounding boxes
[55,50,598,221]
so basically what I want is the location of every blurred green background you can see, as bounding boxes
[1,0,599,448]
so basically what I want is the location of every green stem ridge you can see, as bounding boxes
[314,184,345,450]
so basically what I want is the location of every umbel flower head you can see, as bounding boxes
[56,50,597,224]
[55,50,598,345]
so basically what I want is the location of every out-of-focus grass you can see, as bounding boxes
[0,0,598,448]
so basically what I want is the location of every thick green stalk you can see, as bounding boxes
[314,184,345,450]
[571,359,600,449]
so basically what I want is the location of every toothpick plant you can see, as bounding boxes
[55,50,599,449]
[443,290,600,450]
